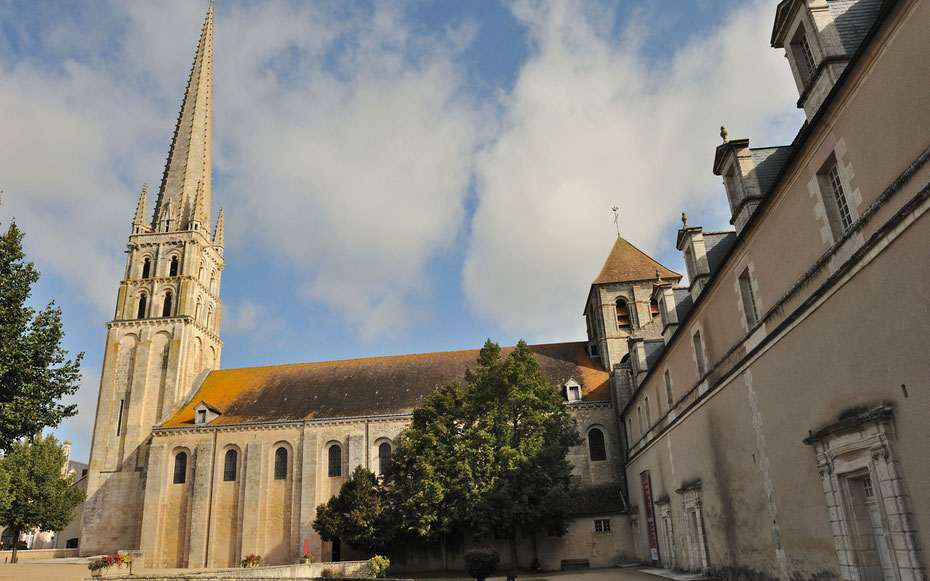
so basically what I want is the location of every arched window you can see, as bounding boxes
[588,428,606,462]
[137,294,147,319]
[650,298,660,320]
[173,452,187,484]
[195,298,202,322]
[223,449,238,482]
[274,447,288,480]
[162,291,173,317]
[169,256,179,277]
[378,442,392,474]
[616,299,631,330]
[141,257,151,279]
[328,444,342,477]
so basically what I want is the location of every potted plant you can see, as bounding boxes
[300,551,315,564]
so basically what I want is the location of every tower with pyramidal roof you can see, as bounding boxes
[81,0,224,555]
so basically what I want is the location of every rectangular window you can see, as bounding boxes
[692,331,707,377]
[828,166,853,231]
[637,406,644,436]
[738,269,760,327]
[627,419,633,442]
[196,409,206,424]
[644,396,652,428]
[799,35,816,79]
[594,519,612,533]
[664,371,674,409]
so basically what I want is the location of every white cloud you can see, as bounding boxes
[214,2,487,341]
[464,0,804,342]
[222,299,286,345]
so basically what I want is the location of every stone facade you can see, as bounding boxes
[81,1,928,579]
[621,1,930,579]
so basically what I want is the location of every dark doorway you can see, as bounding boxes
[332,539,341,562]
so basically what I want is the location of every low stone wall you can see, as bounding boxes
[89,560,386,580]
[0,548,79,562]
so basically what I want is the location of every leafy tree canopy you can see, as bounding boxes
[313,466,393,555]
[0,216,82,451]
[0,434,85,562]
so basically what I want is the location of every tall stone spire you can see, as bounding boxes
[152,0,214,232]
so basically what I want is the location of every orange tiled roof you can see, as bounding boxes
[592,236,681,285]
[160,342,609,428]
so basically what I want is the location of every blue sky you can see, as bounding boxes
[0,0,804,462]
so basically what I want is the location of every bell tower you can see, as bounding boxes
[81,0,223,555]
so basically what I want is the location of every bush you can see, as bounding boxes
[333,569,345,578]
[464,548,500,581]
[368,555,390,578]
[321,567,335,578]
[241,554,262,568]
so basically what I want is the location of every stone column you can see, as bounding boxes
[187,440,215,567]
[240,440,265,557]
[139,443,166,567]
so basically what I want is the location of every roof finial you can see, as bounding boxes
[720,125,729,143]
[612,206,620,238]
[656,269,661,282]
[682,212,688,227]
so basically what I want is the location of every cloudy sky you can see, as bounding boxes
[0,0,804,462]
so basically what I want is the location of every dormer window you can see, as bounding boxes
[795,31,817,83]
[564,379,582,402]
[649,299,660,320]
[194,401,221,425]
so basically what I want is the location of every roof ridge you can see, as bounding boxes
[209,340,591,373]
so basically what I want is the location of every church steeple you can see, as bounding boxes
[82,2,225,558]
[152,0,214,232]
[213,207,225,251]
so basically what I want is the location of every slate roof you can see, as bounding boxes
[644,340,666,371]
[703,231,737,275]
[160,342,610,428]
[830,0,884,55]
[570,484,628,515]
[750,146,793,195]
[592,237,681,285]
[673,288,693,321]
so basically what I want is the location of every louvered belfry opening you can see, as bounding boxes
[616,299,631,330]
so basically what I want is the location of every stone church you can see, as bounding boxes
[81,1,929,580]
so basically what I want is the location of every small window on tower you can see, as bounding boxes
[141,257,151,279]
[169,256,179,277]
[616,298,631,330]
[162,291,173,317]
[650,298,660,320]
[137,294,147,319]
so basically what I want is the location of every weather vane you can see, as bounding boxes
[612,206,620,238]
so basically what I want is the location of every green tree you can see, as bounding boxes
[0,216,82,452]
[385,382,473,567]
[313,466,393,555]
[463,340,581,568]
[0,434,85,562]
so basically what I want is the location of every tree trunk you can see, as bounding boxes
[509,530,518,572]
[10,529,20,563]
[440,532,448,572]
